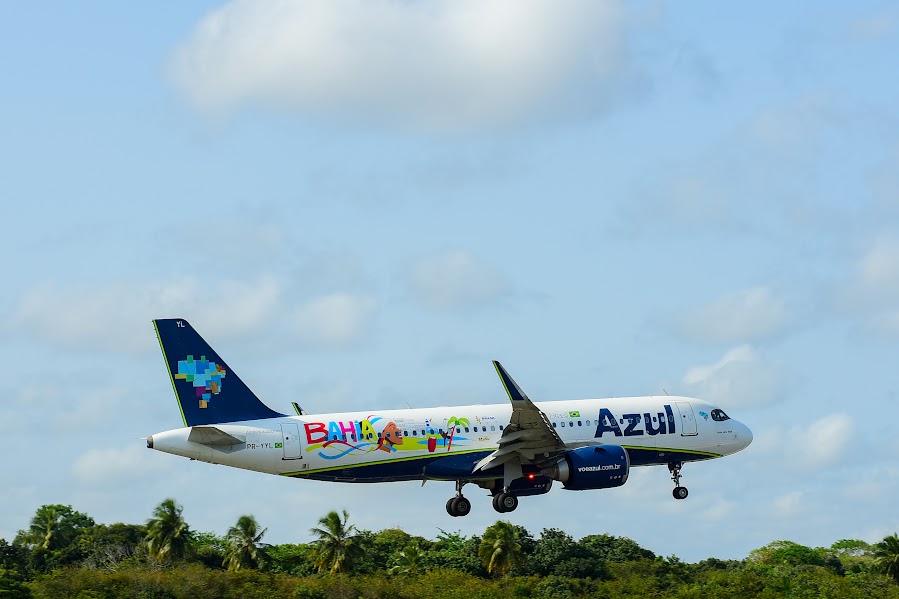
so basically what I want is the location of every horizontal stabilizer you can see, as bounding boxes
[188,426,245,446]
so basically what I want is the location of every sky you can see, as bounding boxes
[2,0,898,562]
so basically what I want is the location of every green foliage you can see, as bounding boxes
[420,531,483,575]
[578,533,656,563]
[388,540,424,575]
[0,540,31,581]
[0,576,33,599]
[79,523,147,572]
[190,531,226,570]
[8,500,899,597]
[264,544,314,576]
[223,515,268,571]
[875,533,899,584]
[308,510,357,574]
[145,498,192,563]
[18,505,95,553]
[479,521,523,577]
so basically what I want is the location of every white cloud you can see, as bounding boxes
[848,6,898,41]
[172,0,639,131]
[773,490,804,517]
[681,345,792,408]
[675,286,792,344]
[838,235,899,338]
[854,236,899,301]
[292,292,377,347]
[73,445,168,485]
[788,412,855,470]
[406,250,509,312]
[7,276,281,352]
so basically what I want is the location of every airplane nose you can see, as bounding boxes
[738,422,753,450]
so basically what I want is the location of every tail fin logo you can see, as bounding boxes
[175,355,227,409]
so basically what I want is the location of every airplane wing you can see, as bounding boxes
[473,361,567,472]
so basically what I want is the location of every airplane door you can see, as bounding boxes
[281,423,303,460]
[675,402,698,436]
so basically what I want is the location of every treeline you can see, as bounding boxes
[1,500,898,598]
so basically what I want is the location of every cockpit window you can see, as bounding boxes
[711,409,730,422]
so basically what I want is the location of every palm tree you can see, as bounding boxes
[25,505,64,551]
[874,533,899,583]
[145,498,191,562]
[309,510,357,574]
[446,416,470,451]
[389,541,423,575]
[223,515,269,571]
[478,520,522,577]
[21,504,94,551]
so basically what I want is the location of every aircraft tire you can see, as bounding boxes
[454,496,471,517]
[498,492,518,512]
[447,497,458,516]
[492,494,505,513]
[673,486,688,500]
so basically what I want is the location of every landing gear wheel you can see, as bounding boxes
[453,496,471,516]
[668,462,687,500]
[446,496,471,517]
[494,492,518,513]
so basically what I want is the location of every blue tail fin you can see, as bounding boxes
[153,318,285,426]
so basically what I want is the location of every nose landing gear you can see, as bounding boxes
[668,462,688,500]
[446,480,472,517]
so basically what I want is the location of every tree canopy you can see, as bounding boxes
[1,502,898,598]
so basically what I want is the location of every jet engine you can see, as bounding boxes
[543,445,630,490]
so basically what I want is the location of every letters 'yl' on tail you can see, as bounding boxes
[153,319,285,427]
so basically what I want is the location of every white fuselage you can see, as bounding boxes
[148,395,752,483]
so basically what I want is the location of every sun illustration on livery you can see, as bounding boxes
[175,355,226,409]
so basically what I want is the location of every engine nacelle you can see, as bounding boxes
[544,445,630,490]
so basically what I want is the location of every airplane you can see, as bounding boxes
[147,319,753,516]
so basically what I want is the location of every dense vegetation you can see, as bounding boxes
[1,500,897,598]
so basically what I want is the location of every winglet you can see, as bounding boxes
[493,361,529,403]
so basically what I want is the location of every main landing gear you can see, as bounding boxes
[668,462,688,500]
[492,491,519,513]
[446,480,472,517]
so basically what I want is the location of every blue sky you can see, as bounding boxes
[2,1,898,561]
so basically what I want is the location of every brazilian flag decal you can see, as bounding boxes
[275,442,283,448]
[569,411,580,418]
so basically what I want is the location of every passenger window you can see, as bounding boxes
[561,422,566,427]
[403,431,408,436]
[552,422,557,428]
[473,426,478,432]
[412,430,417,436]
[465,427,470,433]
[456,427,461,433]
[491,426,496,431]
[620,418,624,424]
[577,421,582,426]
[569,421,573,427]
